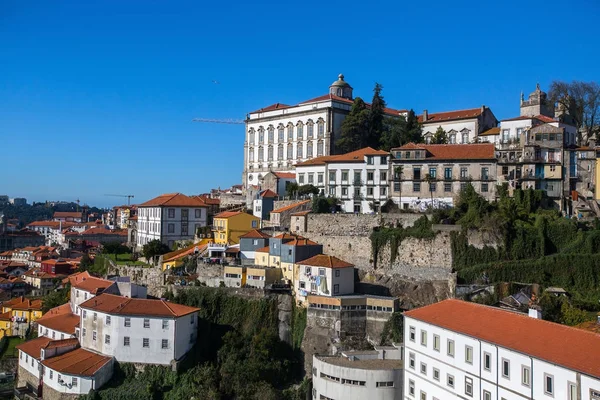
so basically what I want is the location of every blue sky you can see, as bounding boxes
[1,0,598,208]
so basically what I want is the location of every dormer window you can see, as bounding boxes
[366,156,374,165]
[405,151,411,159]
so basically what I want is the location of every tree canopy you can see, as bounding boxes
[380,109,423,150]
[336,97,369,153]
[431,126,448,144]
[549,80,600,144]
[142,239,171,260]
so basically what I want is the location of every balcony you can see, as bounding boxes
[212,225,225,231]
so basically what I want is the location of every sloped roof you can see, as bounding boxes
[296,147,389,166]
[79,293,199,318]
[271,200,311,214]
[480,127,501,136]
[37,303,72,321]
[239,230,271,239]
[139,193,207,208]
[163,243,207,262]
[37,312,80,335]
[8,297,43,311]
[255,246,270,253]
[404,299,600,379]
[299,254,354,268]
[259,189,278,198]
[42,347,112,377]
[419,107,485,123]
[391,143,495,160]
[249,102,292,114]
[68,271,113,294]
[273,172,296,179]
[214,211,255,219]
[53,212,82,219]
[291,210,311,217]
[16,336,53,358]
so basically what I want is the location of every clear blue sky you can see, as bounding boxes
[1,0,598,208]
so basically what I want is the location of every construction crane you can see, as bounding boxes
[104,194,135,205]
[192,118,245,125]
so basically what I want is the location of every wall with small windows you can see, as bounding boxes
[42,358,113,397]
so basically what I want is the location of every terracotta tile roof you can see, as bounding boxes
[53,212,83,219]
[296,147,389,167]
[273,233,299,240]
[37,312,80,335]
[138,193,207,208]
[535,114,556,123]
[43,338,79,350]
[285,238,319,246]
[299,254,353,268]
[8,297,43,311]
[291,210,311,216]
[23,269,60,279]
[79,293,199,317]
[273,172,296,179]
[37,303,72,321]
[299,94,408,116]
[259,189,278,198]
[42,347,112,377]
[16,336,53,358]
[214,211,247,219]
[419,107,484,123]
[404,299,600,379]
[67,227,127,236]
[271,200,311,214]
[27,221,77,229]
[239,230,271,239]
[480,127,501,136]
[1,296,27,309]
[249,102,292,114]
[163,243,207,262]
[391,143,496,160]
[68,271,113,294]
[255,246,270,253]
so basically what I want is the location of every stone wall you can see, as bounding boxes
[106,263,165,298]
[42,384,79,400]
[17,365,38,393]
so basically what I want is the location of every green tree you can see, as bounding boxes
[431,126,448,144]
[142,239,171,263]
[549,80,600,144]
[79,253,94,271]
[367,83,386,149]
[404,109,423,144]
[336,97,369,153]
[102,242,129,261]
[297,184,319,197]
[424,173,436,209]
[285,182,299,198]
[42,286,70,313]
[381,109,423,150]
[312,196,339,213]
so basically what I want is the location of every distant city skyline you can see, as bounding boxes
[1,0,598,207]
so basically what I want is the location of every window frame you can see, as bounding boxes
[544,373,554,396]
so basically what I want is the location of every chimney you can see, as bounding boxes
[481,105,486,113]
[423,109,428,122]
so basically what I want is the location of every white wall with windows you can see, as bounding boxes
[136,205,207,250]
[38,324,72,341]
[422,120,477,144]
[42,357,113,396]
[295,264,353,302]
[404,316,598,400]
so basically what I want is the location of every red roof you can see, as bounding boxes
[391,143,495,160]
[299,94,407,116]
[16,336,53,358]
[419,107,484,123]
[249,102,292,114]
[239,230,271,239]
[139,193,207,208]
[255,246,270,253]
[68,271,113,294]
[79,293,199,317]
[405,299,600,379]
[214,211,250,219]
[53,212,83,219]
[259,189,278,198]
[299,254,353,268]
[296,147,389,166]
[271,200,311,214]
[41,347,112,377]
[37,312,80,335]
[273,172,296,179]
[291,210,311,217]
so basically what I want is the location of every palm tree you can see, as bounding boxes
[424,173,436,211]
[394,165,404,210]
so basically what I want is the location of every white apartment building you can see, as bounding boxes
[295,147,390,213]
[296,254,354,304]
[136,193,208,249]
[78,293,199,366]
[312,346,404,400]
[403,299,600,400]
[243,74,407,190]
[419,106,498,144]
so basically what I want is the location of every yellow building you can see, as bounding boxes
[161,243,207,271]
[1,296,44,323]
[245,266,282,289]
[224,265,246,287]
[0,312,11,338]
[212,211,260,245]
[544,164,562,179]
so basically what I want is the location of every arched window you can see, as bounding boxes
[287,144,293,159]
[317,119,325,138]
[267,126,274,143]
[307,120,314,139]
[249,129,255,144]
[462,131,469,144]
[258,127,265,143]
[317,141,324,156]
[307,142,313,158]
[297,143,303,158]
[425,135,432,144]
[267,146,274,161]
[258,147,264,162]
[297,122,304,140]
[277,144,283,160]
[278,125,285,142]
[287,124,294,141]
[249,148,254,162]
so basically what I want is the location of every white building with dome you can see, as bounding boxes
[242,74,407,190]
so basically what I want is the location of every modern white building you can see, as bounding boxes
[418,106,498,144]
[243,74,407,190]
[295,147,391,213]
[78,293,199,366]
[403,299,600,400]
[296,254,354,304]
[312,346,404,400]
[136,193,208,249]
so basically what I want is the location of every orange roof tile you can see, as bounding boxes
[291,210,311,217]
[404,299,600,379]
[296,147,389,166]
[273,172,296,179]
[285,238,319,246]
[419,107,484,123]
[42,347,112,377]
[68,271,113,294]
[43,338,79,350]
[214,211,249,219]
[255,246,270,253]
[480,127,501,136]
[139,193,207,208]
[79,293,199,317]
[299,94,407,116]
[10,297,43,311]
[271,200,311,214]
[391,143,495,160]
[250,102,292,114]
[299,254,353,268]
[0,311,11,321]
[37,313,80,335]
[16,336,53,358]
[37,303,72,321]
[239,230,271,239]
[259,189,278,198]
[163,243,207,262]
[53,212,83,219]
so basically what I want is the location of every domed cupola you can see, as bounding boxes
[329,74,353,99]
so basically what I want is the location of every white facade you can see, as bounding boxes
[423,119,479,145]
[312,349,403,400]
[78,305,198,365]
[404,311,600,400]
[296,263,354,301]
[38,324,72,341]
[136,205,207,249]
[295,149,391,213]
[18,349,41,381]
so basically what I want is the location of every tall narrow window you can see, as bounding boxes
[420,330,427,346]
[268,126,274,143]
[307,142,313,158]
[317,120,325,137]
[307,122,314,138]
[277,145,283,160]
[297,123,303,139]
[317,141,324,156]
[483,352,491,371]
[433,334,440,351]
[447,339,454,357]
[278,126,284,142]
[502,359,510,378]
[268,146,274,161]
[465,346,473,364]
[287,125,294,140]
[249,129,255,144]
[297,144,303,158]
[544,374,554,395]
[521,365,530,387]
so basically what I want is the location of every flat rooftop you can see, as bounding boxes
[316,356,403,370]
